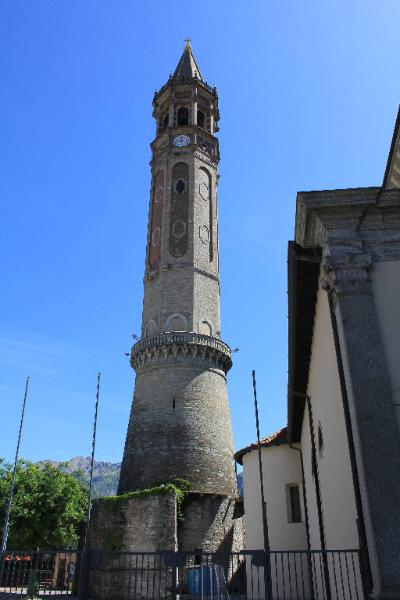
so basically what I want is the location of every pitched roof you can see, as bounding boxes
[383,105,400,189]
[234,427,287,465]
[172,41,203,82]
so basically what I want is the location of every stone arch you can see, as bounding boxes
[166,313,188,332]
[197,110,205,129]
[170,162,189,257]
[145,319,158,337]
[148,169,164,269]
[177,106,189,126]
[198,167,213,262]
[199,320,212,336]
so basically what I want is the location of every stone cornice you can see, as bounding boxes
[295,187,380,248]
[296,188,400,253]
[295,187,400,298]
[131,332,232,374]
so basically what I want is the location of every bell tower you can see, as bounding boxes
[141,39,221,343]
[118,41,239,528]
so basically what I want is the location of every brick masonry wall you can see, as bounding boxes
[119,355,237,495]
[141,152,221,338]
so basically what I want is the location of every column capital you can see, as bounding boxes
[295,187,400,297]
[320,244,372,297]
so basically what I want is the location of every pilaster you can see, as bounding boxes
[296,187,400,598]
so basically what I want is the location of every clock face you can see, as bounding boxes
[172,135,191,147]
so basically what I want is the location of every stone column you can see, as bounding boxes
[167,102,174,127]
[210,105,214,134]
[321,234,400,599]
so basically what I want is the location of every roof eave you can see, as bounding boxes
[383,105,400,188]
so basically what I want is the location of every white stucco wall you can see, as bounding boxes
[302,288,359,550]
[371,260,400,431]
[242,444,307,551]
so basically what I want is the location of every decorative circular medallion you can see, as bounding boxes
[151,227,160,246]
[199,225,210,244]
[172,219,186,239]
[154,186,163,205]
[199,181,209,201]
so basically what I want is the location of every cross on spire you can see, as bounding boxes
[171,39,203,82]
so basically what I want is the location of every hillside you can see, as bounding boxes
[37,456,121,498]
[37,457,244,498]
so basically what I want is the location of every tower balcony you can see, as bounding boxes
[130,331,232,374]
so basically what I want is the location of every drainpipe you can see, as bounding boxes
[288,442,315,600]
[327,292,373,595]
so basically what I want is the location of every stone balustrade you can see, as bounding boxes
[131,331,232,373]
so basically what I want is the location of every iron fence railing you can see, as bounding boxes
[0,548,367,599]
[0,550,78,597]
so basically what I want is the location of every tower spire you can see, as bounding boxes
[172,39,203,82]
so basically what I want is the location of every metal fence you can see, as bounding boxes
[0,549,366,599]
[0,550,78,597]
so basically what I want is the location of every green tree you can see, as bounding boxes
[0,459,88,549]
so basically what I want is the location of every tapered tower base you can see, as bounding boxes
[119,332,237,497]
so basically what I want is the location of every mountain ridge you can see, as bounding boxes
[37,456,243,498]
[37,456,121,498]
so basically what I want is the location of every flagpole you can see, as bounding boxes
[252,370,272,600]
[1,376,30,555]
[78,372,101,599]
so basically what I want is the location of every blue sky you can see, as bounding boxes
[1,1,399,465]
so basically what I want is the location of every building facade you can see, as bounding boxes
[236,108,400,600]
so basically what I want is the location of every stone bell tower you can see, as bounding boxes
[118,41,238,506]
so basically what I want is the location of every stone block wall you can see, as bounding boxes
[88,491,177,553]
[86,491,177,600]
[178,492,244,553]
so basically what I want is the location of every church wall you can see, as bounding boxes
[242,445,307,551]
[370,260,400,432]
[302,288,358,550]
[300,410,321,549]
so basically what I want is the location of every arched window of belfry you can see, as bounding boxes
[162,112,169,128]
[177,107,189,126]
[197,110,205,129]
